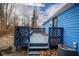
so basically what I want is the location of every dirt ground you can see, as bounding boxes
[0,33,14,50]
[0,49,57,56]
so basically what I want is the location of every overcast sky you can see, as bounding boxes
[13,3,66,26]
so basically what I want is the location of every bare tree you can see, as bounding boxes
[3,3,15,29]
[0,3,16,34]
[31,6,38,28]
[13,14,18,26]
[0,3,5,31]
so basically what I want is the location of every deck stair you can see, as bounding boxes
[27,33,50,56]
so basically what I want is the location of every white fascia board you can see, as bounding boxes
[51,3,74,18]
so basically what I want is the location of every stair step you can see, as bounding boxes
[29,43,48,46]
[30,43,48,44]
[28,51,40,55]
[29,46,49,49]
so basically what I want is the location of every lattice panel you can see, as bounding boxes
[14,26,30,47]
[49,27,63,48]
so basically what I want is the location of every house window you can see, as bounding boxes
[52,17,58,27]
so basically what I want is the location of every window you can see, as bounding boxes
[52,16,58,27]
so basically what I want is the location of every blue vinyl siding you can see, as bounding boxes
[43,20,52,34]
[57,4,79,54]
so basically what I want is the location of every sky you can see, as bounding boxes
[13,3,66,26]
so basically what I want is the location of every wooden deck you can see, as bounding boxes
[0,33,57,56]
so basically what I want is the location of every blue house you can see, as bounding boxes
[42,3,79,55]
[42,19,52,34]
[14,3,79,56]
